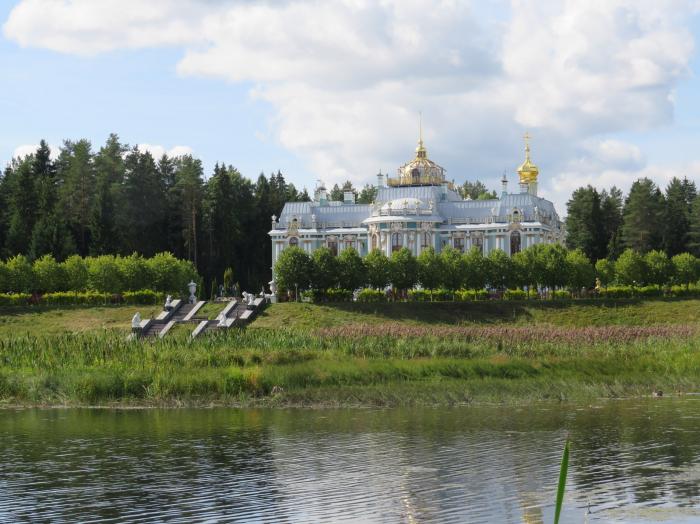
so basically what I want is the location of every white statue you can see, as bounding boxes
[131,312,141,330]
[164,295,173,311]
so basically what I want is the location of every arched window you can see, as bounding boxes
[371,234,378,251]
[453,236,464,252]
[327,239,338,256]
[411,167,421,184]
[510,230,521,255]
[421,232,431,249]
[392,233,402,253]
[289,237,299,247]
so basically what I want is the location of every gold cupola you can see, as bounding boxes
[389,115,447,187]
[517,132,539,195]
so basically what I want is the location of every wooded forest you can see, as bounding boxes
[0,135,314,290]
[565,177,700,260]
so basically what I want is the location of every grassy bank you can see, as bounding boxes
[0,299,699,407]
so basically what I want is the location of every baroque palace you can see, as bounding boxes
[270,132,564,273]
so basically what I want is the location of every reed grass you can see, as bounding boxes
[0,323,698,405]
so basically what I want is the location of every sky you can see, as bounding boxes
[1,0,700,215]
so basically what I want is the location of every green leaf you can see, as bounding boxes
[554,437,570,524]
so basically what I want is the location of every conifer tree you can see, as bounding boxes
[119,148,167,256]
[621,178,664,253]
[663,177,696,256]
[5,158,36,255]
[57,139,96,256]
[90,134,127,255]
[600,187,624,259]
[565,186,605,261]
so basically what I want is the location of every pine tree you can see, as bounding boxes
[90,134,127,255]
[621,178,664,254]
[5,158,36,255]
[663,177,696,256]
[203,163,238,286]
[172,156,204,268]
[329,183,343,201]
[600,187,624,259]
[29,140,75,259]
[687,197,700,257]
[565,186,605,261]
[57,139,96,255]
[119,148,167,256]
[357,184,378,204]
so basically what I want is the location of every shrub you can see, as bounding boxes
[118,253,152,291]
[504,289,527,300]
[0,262,9,293]
[552,290,570,299]
[41,291,112,306]
[325,288,353,302]
[0,293,31,306]
[147,252,197,294]
[599,286,635,299]
[408,289,431,302]
[123,290,165,305]
[33,255,67,293]
[63,255,88,291]
[6,255,34,293]
[637,285,663,298]
[356,288,386,303]
[87,255,123,293]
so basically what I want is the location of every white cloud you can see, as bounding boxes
[12,143,59,160]
[137,143,194,159]
[4,0,700,214]
[3,0,210,55]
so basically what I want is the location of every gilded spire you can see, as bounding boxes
[416,112,427,158]
[517,131,539,184]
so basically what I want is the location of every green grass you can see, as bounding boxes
[196,301,228,319]
[0,305,161,336]
[0,299,699,406]
[252,299,700,329]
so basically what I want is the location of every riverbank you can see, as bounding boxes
[0,300,698,407]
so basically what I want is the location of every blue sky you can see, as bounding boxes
[1,1,700,212]
[0,3,307,183]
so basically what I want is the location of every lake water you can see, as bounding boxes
[1,398,700,523]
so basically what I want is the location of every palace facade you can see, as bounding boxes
[270,134,564,274]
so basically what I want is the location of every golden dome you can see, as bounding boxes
[517,132,539,184]
[390,116,446,187]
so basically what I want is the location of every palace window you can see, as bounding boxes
[289,237,299,248]
[345,239,354,251]
[391,233,402,253]
[371,234,378,251]
[473,236,484,253]
[421,232,431,249]
[327,239,338,256]
[454,237,464,252]
[510,231,521,255]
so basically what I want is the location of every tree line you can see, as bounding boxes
[275,244,700,299]
[565,177,700,260]
[0,136,311,291]
[0,252,197,294]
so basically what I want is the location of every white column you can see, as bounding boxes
[403,232,408,252]
[416,232,422,257]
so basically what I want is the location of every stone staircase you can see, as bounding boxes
[134,296,266,341]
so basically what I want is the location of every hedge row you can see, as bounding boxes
[0,253,198,295]
[0,290,166,307]
[300,284,700,303]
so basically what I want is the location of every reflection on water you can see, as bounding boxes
[1,398,700,523]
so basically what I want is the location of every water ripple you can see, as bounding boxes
[0,399,699,523]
